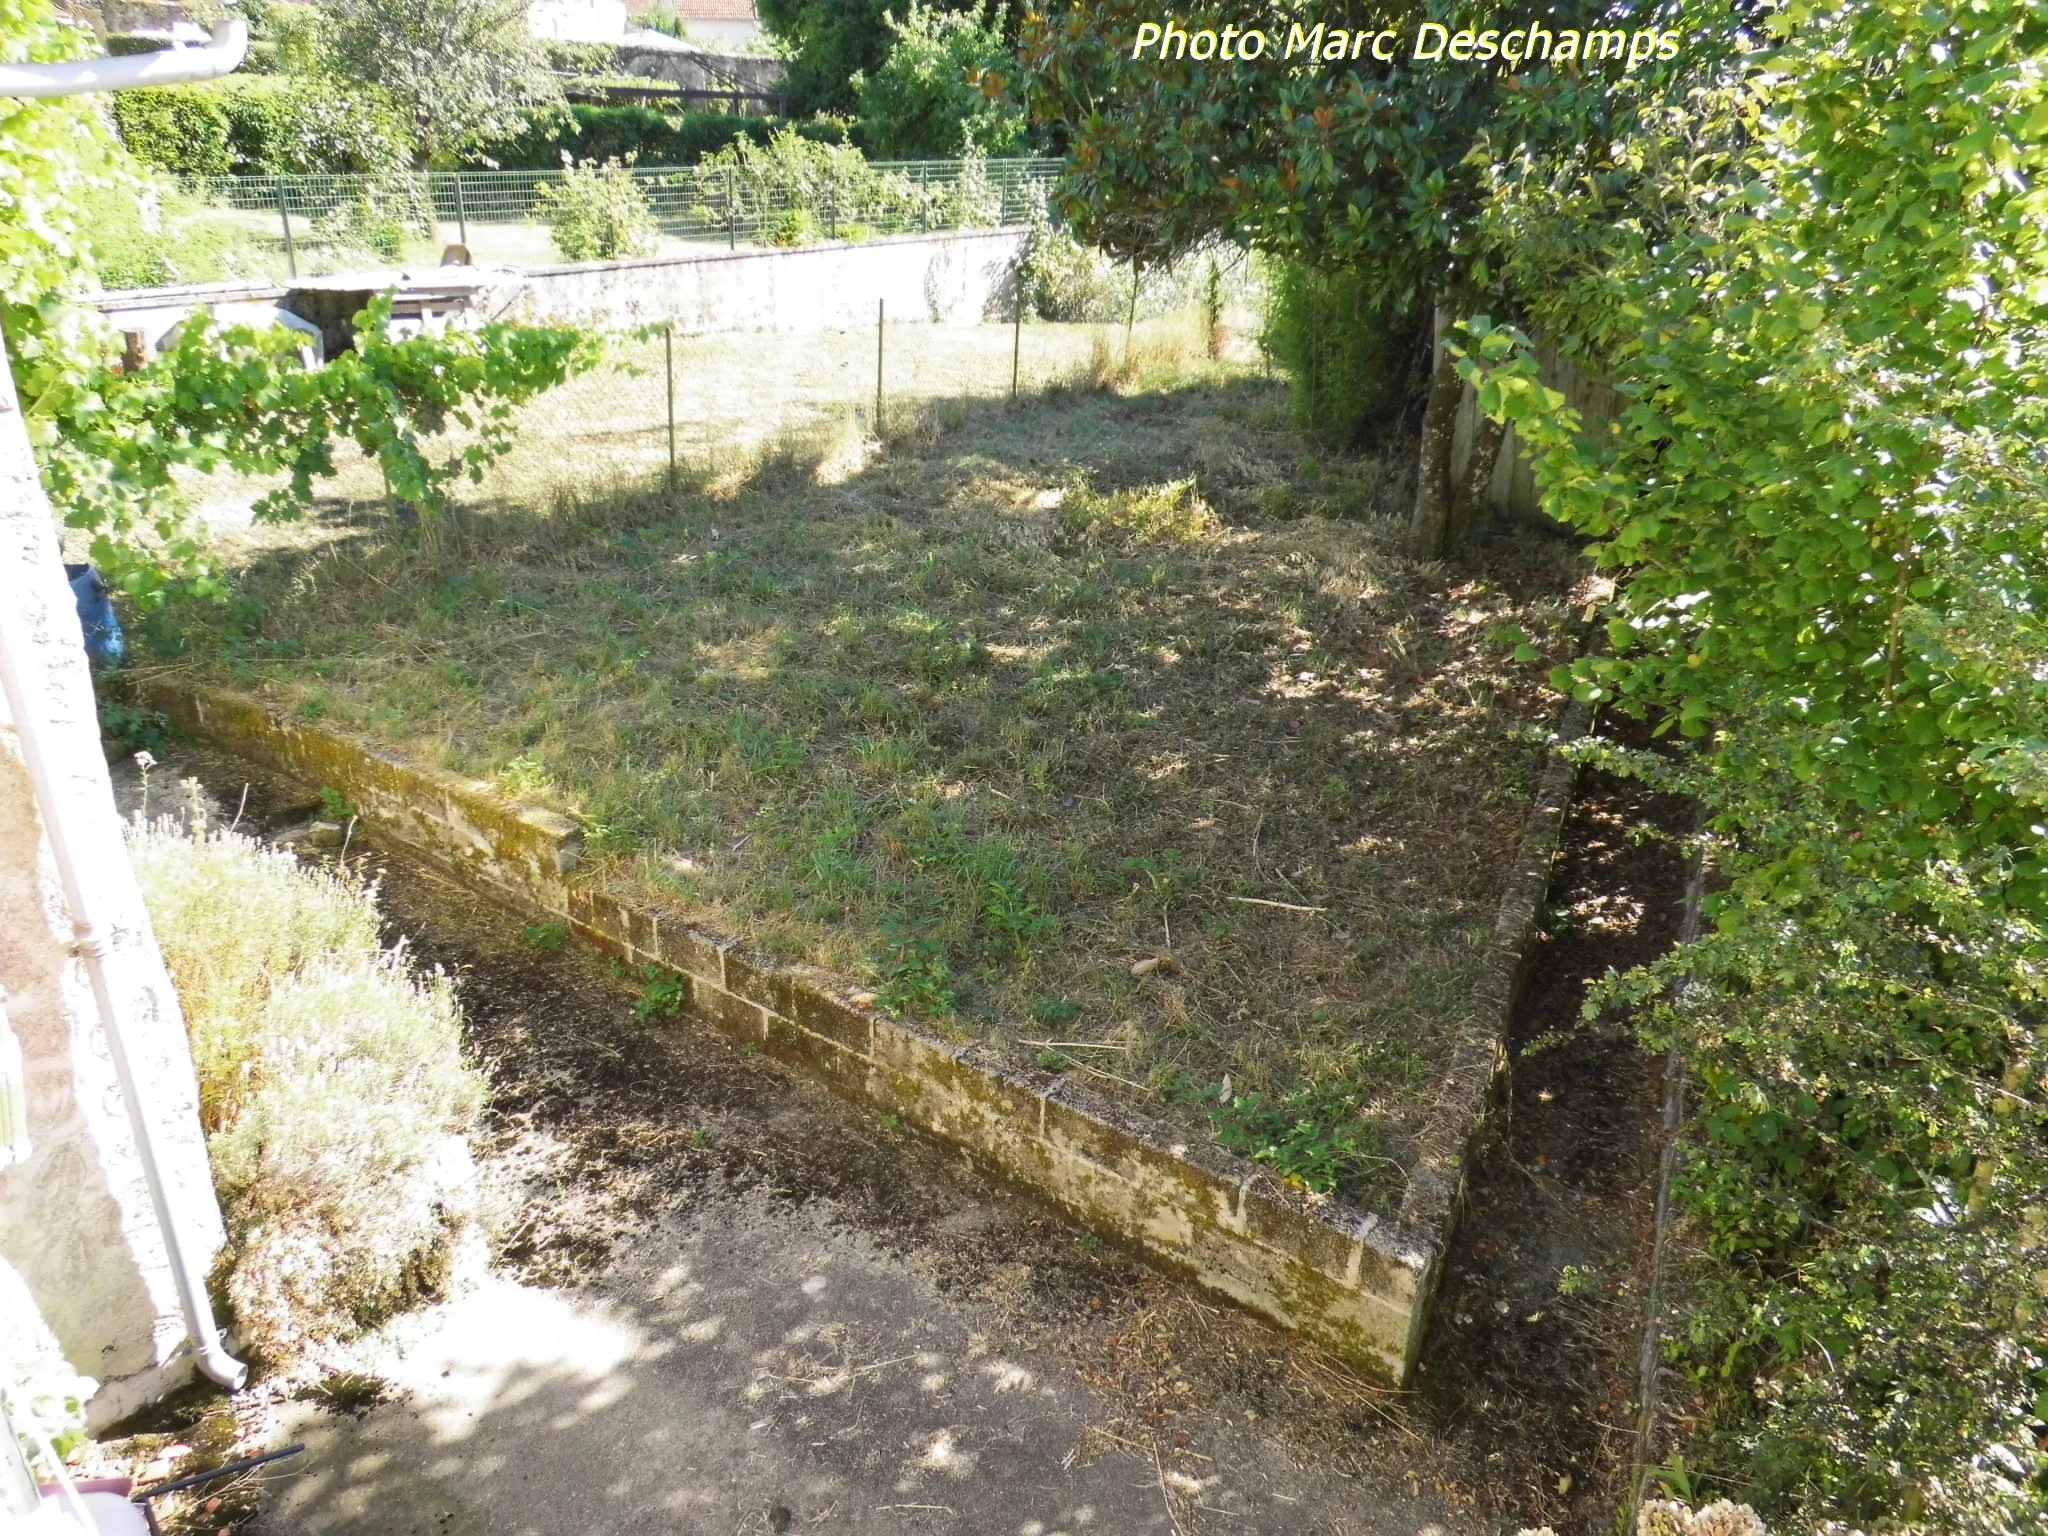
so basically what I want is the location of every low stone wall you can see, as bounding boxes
[130,678,1583,1384]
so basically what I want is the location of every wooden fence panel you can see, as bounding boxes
[1449,343,1622,524]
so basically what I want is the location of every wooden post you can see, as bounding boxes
[274,175,297,279]
[664,322,677,490]
[452,174,470,249]
[874,298,884,436]
[1011,264,1023,400]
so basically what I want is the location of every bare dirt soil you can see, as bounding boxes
[1416,744,1693,1532]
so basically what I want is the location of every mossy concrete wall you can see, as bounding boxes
[133,678,1583,1384]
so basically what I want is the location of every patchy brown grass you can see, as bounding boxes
[141,326,1586,1211]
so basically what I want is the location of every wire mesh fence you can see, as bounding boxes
[171,158,1062,282]
[194,310,1217,533]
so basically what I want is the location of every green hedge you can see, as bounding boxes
[463,105,848,171]
[113,76,415,177]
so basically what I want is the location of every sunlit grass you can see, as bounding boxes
[143,317,1583,1207]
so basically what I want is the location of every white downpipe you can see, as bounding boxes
[0,0,252,1397]
[0,21,247,99]
[0,598,247,1390]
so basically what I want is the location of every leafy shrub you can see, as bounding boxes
[131,816,485,1359]
[1261,260,1422,450]
[112,84,233,176]
[535,157,659,262]
[219,76,416,176]
[852,0,1024,159]
[540,40,621,75]
[769,207,817,246]
[1016,201,1125,320]
[42,298,597,603]
[464,105,848,171]
[689,127,925,242]
[311,171,438,264]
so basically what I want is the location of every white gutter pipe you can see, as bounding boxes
[0,20,247,99]
[0,32,249,1391]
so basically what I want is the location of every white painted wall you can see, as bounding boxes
[677,18,759,50]
[0,343,228,1429]
[528,0,628,43]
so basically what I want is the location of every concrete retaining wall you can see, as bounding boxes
[502,226,1029,333]
[131,678,1583,1384]
[87,227,1032,351]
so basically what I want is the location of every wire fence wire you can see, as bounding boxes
[175,157,1062,280]
[196,311,1212,530]
[465,311,1204,502]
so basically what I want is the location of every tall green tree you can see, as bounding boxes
[319,0,561,169]
[763,0,999,119]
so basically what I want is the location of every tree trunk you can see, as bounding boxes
[1406,313,1464,560]
[1448,410,1508,547]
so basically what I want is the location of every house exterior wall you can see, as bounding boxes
[528,0,630,43]
[0,345,227,1429]
[678,18,759,49]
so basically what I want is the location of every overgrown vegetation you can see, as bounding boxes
[685,127,999,242]
[146,351,1578,1212]
[0,2,598,607]
[112,74,414,177]
[130,808,484,1360]
[852,0,1023,158]
[38,298,595,602]
[1260,263,1421,452]
[318,0,562,168]
[463,104,849,173]
[1433,4,2048,1530]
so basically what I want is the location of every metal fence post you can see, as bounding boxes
[664,322,677,490]
[274,175,297,279]
[727,163,737,250]
[874,298,884,437]
[453,174,470,249]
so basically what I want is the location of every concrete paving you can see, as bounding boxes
[254,1192,1468,1536]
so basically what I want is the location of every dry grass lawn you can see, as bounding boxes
[139,319,1586,1209]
